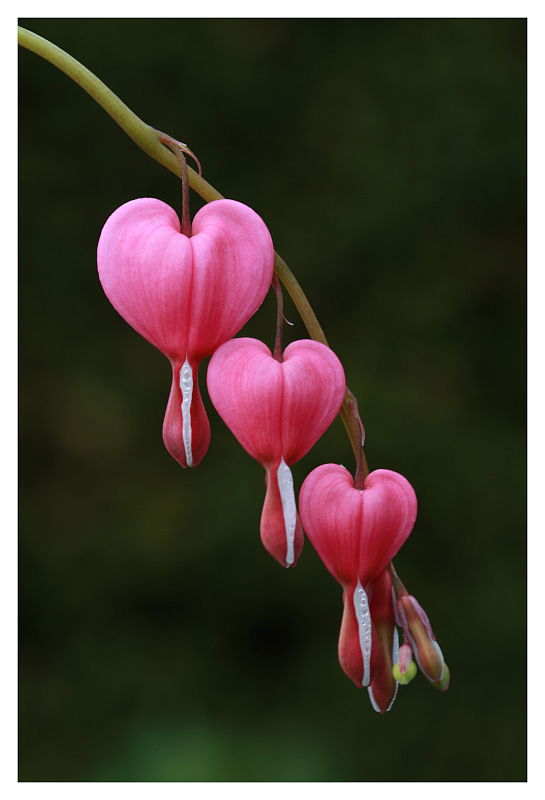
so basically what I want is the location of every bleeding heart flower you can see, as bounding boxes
[299,464,417,688]
[207,337,346,567]
[97,198,274,468]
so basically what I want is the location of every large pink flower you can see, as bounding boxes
[299,465,417,690]
[207,338,346,567]
[97,198,274,467]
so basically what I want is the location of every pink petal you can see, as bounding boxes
[162,359,210,468]
[279,340,346,464]
[97,198,274,362]
[207,338,344,567]
[338,585,383,688]
[299,464,363,586]
[97,198,192,357]
[261,463,304,567]
[188,201,275,361]
[299,465,417,588]
[357,469,418,583]
[207,338,345,468]
[207,338,283,466]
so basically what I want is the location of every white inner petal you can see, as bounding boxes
[179,358,193,467]
[392,624,400,666]
[276,457,296,566]
[367,685,381,713]
[353,579,372,687]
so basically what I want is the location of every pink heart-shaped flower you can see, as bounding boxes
[207,337,346,566]
[97,198,274,467]
[299,465,417,589]
[299,465,416,687]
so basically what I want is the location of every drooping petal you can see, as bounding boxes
[338,584,383,688]
[299,464,364,587]
[366,569,399,714]
[356,470,418,584]
[162,358,210,468]
[261,462,304,567]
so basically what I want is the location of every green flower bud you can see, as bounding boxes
[422,662,450,692]
[392,659,417,685]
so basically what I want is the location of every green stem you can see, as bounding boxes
[18,25,361,460]
[17,26,220,202]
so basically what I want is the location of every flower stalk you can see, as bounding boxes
[347,393,369,488]
[272,275,284,363]
[155,133,196,238]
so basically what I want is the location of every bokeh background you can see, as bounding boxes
[18,18,526,781]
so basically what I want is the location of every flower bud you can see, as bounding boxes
[397,594,448,689]
[392,641,417,685]
[392,659,417,685]
[424,662,450,692]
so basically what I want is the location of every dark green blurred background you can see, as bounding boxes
[18,19,526,781]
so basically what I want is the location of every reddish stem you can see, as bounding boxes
[347,392,368,489]
[272,275,284,363]
[156,133,193,238]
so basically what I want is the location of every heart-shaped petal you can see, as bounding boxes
[206,337,346,468]
[97,198,274,361]
[299,465,417,588]
[97,198,274,467]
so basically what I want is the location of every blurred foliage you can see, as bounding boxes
[18,18,526,781]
